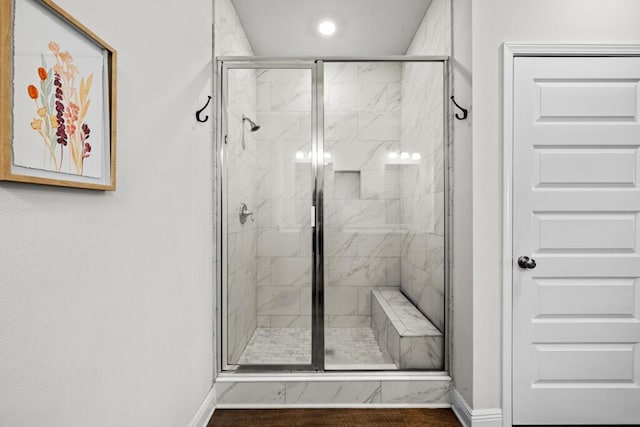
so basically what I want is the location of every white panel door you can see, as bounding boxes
[513,57,640,425]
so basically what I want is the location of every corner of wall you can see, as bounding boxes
[188,385,217,427]
[451,388,502,427]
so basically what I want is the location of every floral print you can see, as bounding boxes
[27,40,94,175]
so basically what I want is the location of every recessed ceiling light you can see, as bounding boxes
[318,19,336,37]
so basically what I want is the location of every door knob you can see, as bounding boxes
[517,256,536,269]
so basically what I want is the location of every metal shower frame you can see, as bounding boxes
[215,56,451,374]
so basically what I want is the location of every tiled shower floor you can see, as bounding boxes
[237,327,396,369]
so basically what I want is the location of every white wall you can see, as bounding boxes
[450,0,473,406]
[471,0,640,410]
[0,0,214,425]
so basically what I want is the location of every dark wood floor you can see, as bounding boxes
[209,408,461,426]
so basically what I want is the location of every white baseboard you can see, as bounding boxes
[451,388,503,427]
[188,385,216,427]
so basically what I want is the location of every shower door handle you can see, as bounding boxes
[310,206,316,227]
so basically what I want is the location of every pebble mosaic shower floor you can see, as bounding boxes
[237,327,396,368]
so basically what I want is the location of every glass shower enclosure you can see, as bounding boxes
[217,58,448,372]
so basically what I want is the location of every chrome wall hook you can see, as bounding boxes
[450,96,468,120]
[196,96,212,123]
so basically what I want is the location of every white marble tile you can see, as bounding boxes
[269,82,312,112]
[269,315,311,328]
[360,170,385,200]
[324,228,358,257]
[358,287,373,316]
[387,82,401,112]
[257,112,311,141]
[215,0,254,56]
[324,63,358,82]
[257,68,310,82]
[384,166,400,199]
[257,286,301,316]
[371,295,385,338]
[333,171,360,199]
[285,381,381,404]
[217,382,285,405]
[397,0,449,344]
[324,286,359,316]
[386,199,401,226]
[270,257,311,287]
[256,81,270,112]
[326,83,388,112]
[324,113,359,141]
[331,140,391,172]
[400,336,444,370]
[358,231,402,257]
[238,328,311,365]
[358,112,400,141]
[257,316,270,327]
[324,328,393,366]
[381,381,450,404]
[386,258,401,286]
[347,200,387,228]
[357,62,401,83]
[387,324,401,366]
[405,0,451,55]
[326,315,371,328]
[327,257,387,287]
[371,288,445,369]
[325,199,386,228]
[258,228,307,257]
[227,263,256,312]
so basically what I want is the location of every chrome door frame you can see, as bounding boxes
[216,56,451,374]
[217,61,321,372]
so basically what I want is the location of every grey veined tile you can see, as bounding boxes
[285,381,382,404]
[381,381,450,404]
[216,382,285,405]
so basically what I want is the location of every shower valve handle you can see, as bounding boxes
[239,202,254,224]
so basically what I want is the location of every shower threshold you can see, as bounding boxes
[237,327,397,370]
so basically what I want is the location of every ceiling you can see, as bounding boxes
[230,0,433,56]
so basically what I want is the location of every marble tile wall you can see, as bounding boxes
[214,0,453,368]
[255,69,314,328]
[214,0,258,364]
[215,378,450,406]
[371,289,444,369]
[399,0,451,333]
[323,62,403,328]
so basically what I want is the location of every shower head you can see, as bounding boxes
[242,115,261,132]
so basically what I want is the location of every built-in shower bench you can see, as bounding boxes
[371,289,443,370]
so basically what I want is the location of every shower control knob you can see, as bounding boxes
[517,256,536,269]
[239,202,255,224]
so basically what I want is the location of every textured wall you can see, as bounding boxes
[0,0,214,425]
[323,62,403,328]
[399,0,451,332]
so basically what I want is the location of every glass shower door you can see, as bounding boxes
[221,63,318,368]
[322,61,446,371]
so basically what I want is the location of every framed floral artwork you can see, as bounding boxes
[0,0,117,190]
